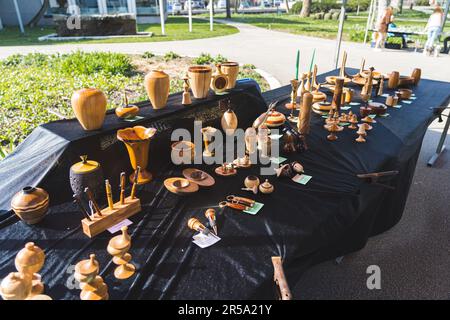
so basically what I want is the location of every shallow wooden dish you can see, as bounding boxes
[182,169,215,187]
[352,76,378,86]
[215,166,237,177]
[326,76,351,85]
[396,88,412,100]
[313,101,332,112]
[312,91,327,103]
[360,70,382,79]
[164,178,199,195]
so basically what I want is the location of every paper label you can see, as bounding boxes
[243,202,264,215]
[369,114,377,119]
[270,134,283,140]
[292,174,312,185]
[341,106,351,111]
[350,102,361,106]
[193,232,221,248]
[380,113,390,117]
[410,97,417,100]
[108,219,133,234]
[393,105,402,109]
[339,122,350,126]
[381,93,389,97]
[270,156,287,164]
[403,100,412,104]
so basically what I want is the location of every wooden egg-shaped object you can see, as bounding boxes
[144,70,170,109]
[71,88,107,131]
[11,187,49,225]
[221,109,238,135]
[15,242,45,275]
[259,179,274,194]
[0,272,32,300]
[411,68,421,86]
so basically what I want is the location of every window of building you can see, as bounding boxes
[136,0,158,15]
[106,0,129,13]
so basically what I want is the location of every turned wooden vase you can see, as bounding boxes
[144,70,170,109]
[69,155,104,199]
[221,62,240,89]
[71,88,107,131]
[188,66,212,99]
[11,187,49,224]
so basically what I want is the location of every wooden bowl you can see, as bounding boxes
[398,76,415,87]
[352,76,378,86]
[326,76,351,85]
[182,169,215,187]
[164,178,199,195]
[368,102,387,115]
[396,89,412,100]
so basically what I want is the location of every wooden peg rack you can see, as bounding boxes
[81,196,141,238]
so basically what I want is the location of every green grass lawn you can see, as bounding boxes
[351,9,431,19]
[211,12,449,42]
[0,17,238,46]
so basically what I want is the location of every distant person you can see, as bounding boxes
[424,6,444,55]
[374,6,394,51]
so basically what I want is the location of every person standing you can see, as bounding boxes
[374,6,394,51]
[424,6,444,55]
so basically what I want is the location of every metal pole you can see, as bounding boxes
[159,0,165,35]
[210,0,214,31]
[334,0,347,69]
[188,0,193,32]
[364,0,375,44]
[13,0,25,33]
[441,0,450,32]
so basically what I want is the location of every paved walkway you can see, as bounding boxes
[1,20,450,85]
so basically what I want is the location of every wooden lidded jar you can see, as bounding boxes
[11,187,49,224]
[70,155,104,199]
[144,70,170,109]
[15,242,45,275]
[71,88,107,131]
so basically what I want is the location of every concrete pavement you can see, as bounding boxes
[1,20,450,85]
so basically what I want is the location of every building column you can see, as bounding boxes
[98,0,108,14]
[12,0,25,33]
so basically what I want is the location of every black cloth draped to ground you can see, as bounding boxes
[0,69,449,300]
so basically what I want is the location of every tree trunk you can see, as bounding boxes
[300,0,312,18]
[28,0,50,27]
[226,0,231,18]
[285,0,290,13]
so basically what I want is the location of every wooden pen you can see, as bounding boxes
[105,179,114,210]
[120,172,126,205]
[130,166,141,199]
[84,187,102,216]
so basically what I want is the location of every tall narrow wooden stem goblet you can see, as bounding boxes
[107,226,136,280]
[117,126,157,185]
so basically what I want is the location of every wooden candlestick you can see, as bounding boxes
[331,77,345,112]
[285,79,299,122]
[377,75,385,96]
[74,254,108,300]
[305,71,312,92]
[339,51,348,78]
[107,226,136,280]
[105,180,114,210]
[388,71,400,89]
[411,68,421,85]
[361,68,374,97]
[298,91,313,135]
[120,172,126,205]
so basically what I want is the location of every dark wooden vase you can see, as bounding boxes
[11,187,49,224]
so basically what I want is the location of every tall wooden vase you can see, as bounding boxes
[117,126,157,185]
[221,62,240,89]
[71,88,107,131]
[144,70,170,109]
[188,66,212,99]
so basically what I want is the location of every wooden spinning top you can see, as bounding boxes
[0,272,32,300]
[356,126,367,143]
[15,242,45,296]
[362,115,376,124]
[74,254,108,300]
[107,226,136,280]
[327,123,341,141]
[349,114,358,129]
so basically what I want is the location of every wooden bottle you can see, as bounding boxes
[388,71,400,89]
[144,70,170,109]
[298,91,313,135]
[182,77,192,105]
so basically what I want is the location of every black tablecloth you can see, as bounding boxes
[1,70,449,300]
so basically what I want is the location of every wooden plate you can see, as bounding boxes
[182,168,215,187]
[352,76,378,86]
[313,101,333,112]
[325,76,351,85]
[164,177,199,195]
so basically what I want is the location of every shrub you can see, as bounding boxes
[163,51,181,61]
[291,0,340,15]
[291,1,302,14]
[415,0,430,6]
[332,12,340,20]
[347,0,371,12]
[142,51,155,59]
[324,12,333,20]
[192,53,229,65]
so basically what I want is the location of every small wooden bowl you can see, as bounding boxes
[368,102,387,115]
[398,76,415,87]
[182,169,215,187]
[164,178,199,195]
[396,89,412,100]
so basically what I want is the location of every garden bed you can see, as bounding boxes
[0,51,269,155]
